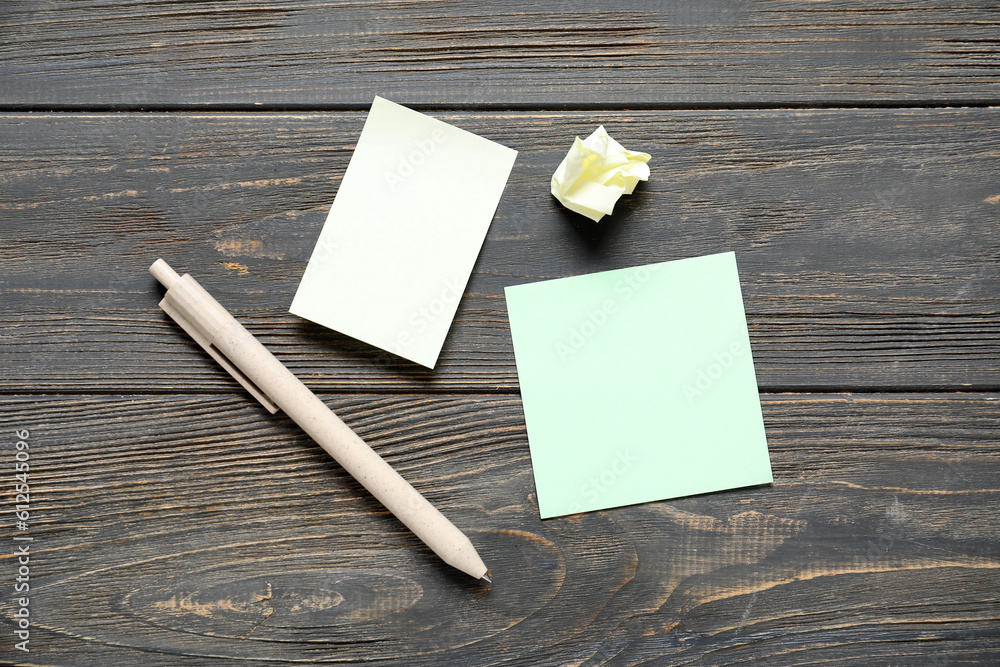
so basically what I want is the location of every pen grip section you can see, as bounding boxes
[212,323,487,578]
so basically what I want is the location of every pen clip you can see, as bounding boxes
[160,294,281,415]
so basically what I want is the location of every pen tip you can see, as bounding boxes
[480,570,492,585]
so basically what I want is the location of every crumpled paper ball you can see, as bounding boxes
[550,126,651,222]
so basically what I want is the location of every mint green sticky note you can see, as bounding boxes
[504,251,772,519]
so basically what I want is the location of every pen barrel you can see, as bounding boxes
[153,264,487,579]
[212,323,486,578]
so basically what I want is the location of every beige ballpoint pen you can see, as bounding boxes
[149,259,491,584]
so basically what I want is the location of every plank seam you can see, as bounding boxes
[0,100,998,113]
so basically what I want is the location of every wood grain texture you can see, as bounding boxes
[1,0,998,109]
[2,2,999,662]
[1,109,997,392]
[0,393,997,665]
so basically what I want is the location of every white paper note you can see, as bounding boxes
[290,97,518,368]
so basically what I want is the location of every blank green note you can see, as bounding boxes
[504,251,772,519]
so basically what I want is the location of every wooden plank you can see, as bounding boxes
[1,109,997,392]
[1,0,998,109]
[0,392,997,664]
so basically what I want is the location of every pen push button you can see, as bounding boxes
[154,263,280,414]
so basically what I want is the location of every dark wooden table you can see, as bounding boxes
[2,2,998,665]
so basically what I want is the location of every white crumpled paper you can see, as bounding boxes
[550,126,651,222]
